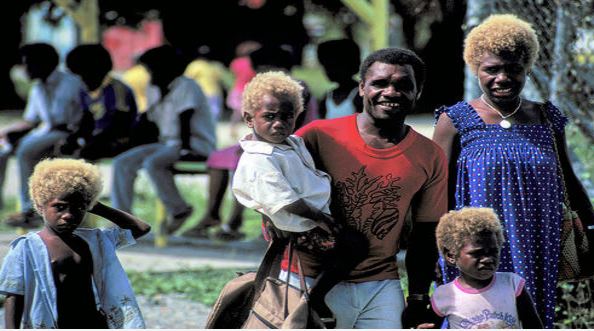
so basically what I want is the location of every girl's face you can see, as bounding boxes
[450,231,501,288]
[40,192,88,235]
[477,52,528,105]
[245,93,297,144]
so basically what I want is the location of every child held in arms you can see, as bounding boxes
[0,158,150,328]
[232,71,340,251]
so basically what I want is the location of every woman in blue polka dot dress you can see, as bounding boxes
[432,14,594,328]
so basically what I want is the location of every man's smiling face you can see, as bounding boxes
[359,62,418,122]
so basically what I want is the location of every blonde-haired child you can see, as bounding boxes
[417,207,542,329]
[233,71,336,238]
[0,158,150,328]
[232,71,344,322]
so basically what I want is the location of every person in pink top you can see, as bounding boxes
[227,41,260,140]
[416,207,542,329]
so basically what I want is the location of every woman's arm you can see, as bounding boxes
[4,294,24,329]
[88,201,151,239]
[432,112,461,211]
[516,287,543,328]
[431,112,458,163]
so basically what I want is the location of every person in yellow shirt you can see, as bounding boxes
[121,64,152,113]
[184,57,228,121]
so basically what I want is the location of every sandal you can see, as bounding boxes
[5,210,43,229]
[165,206,194,235]
[215,228,246,241]
[181,217,221,238]
[181,227,211,238]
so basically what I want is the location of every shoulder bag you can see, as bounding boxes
[546,114,593,281]
[205,236,332,329]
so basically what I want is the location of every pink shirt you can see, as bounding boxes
[431,272,525,329]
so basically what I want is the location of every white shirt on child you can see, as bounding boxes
[431,272,525,329]
[232,133,332,232]
[0,227,145,328]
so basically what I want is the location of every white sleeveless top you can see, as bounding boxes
[324,88,358,119]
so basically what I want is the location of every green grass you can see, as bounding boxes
[0,196,22,232]
[126,264,410,307]
[127,267,251,306]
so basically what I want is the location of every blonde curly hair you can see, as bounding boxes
[464,14,539,74]
[241,71,304,117]
[29,158,103,213]
[436,207,505,258]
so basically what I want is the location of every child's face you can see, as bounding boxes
[40,192,88,235]
[245,93,297,144]
[454,232,500,282]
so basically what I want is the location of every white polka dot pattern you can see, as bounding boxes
[435,101,567,328]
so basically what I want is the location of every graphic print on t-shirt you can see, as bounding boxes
[459,309,517,329]
[333,166,402,240]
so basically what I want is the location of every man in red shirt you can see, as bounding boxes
[295,47,447,328]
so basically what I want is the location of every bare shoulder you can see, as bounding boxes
[433,111,458,136]
[519,99,548,124]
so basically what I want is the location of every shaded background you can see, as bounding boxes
[0,0,466,114]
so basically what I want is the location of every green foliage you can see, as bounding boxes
[127,267,250,306]
[566,124,594,195]
[292,66,334,100]
[0,196,21,232]
[554,279,594,328]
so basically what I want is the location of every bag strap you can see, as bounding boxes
[295,244,309,299]
[543,110,572,210]
[283,239,294,318]
[282,237,311,317]
[253,236,289,299]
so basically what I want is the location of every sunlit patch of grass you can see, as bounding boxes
[128,267,251,306]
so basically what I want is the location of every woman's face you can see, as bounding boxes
[477,52,528,104]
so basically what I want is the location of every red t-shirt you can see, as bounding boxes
[284,115,447,282]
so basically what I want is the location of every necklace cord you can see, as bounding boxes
[480,94,522,119]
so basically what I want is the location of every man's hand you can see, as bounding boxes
[402,295,431,329]
[416,323,436,329]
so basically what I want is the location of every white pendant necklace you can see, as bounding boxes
[480,94,522,129]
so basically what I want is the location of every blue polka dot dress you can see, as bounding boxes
[436,101,566,328]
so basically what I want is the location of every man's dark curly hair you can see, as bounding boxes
[359,47,426,90]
